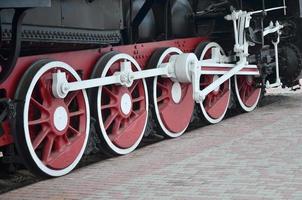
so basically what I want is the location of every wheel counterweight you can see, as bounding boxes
[195,42,231,124]
[91,52,148,155]
[148,48,194,138]
[14,60,90,177]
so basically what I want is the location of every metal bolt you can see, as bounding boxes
[199,94,204,102]
[120,74,127,83]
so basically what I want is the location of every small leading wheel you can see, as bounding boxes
[91,52,148,155]
[234,75,262,112]
[148,48,194,138]
[14,60,90,177]
[195,42,231,124]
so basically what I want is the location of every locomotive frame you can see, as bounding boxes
[0,0,302,177]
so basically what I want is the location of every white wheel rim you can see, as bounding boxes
[199,42,230,124]
[234,75,262,112]
[23,61,90,177]
[153,47,191,138]
[97,53,148,155]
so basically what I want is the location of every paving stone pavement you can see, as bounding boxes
[1,91,302,200]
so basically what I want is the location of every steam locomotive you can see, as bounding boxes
[0,0,301,177]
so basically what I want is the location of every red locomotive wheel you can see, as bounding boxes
[234,75,262,112]
[148,48,194,138]
[14,60,90,177]
[91,52,148,155]
[195,42,231,124]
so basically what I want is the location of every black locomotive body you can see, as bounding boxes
[0,1,299,50]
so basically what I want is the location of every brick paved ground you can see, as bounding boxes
[1,91,302,200]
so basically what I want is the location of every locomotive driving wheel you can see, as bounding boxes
[148,48,194,138]
[91,52,148,155]
[234,75,262,112]
[14,60,90,177]
[195,42,231,124]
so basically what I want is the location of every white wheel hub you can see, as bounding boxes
[171,82,182,104]
[53,106,68,131]
[120,93,132,115]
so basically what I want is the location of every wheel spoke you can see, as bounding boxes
[241,84,248,101]
[63,134,70,145]
[53,136,68,151]
[68,125,81,136]
[180,84,187,90]
[32,128,50,150]
[104,111,119,130]
[129,81,139,94]
[131,110,139,117]
[157,82,169,91]
[103,87,117,99]
[158,99,170,111]
[132,96,145,103]
[30,97,48,112]
[70,109,85,117]
[42,136,54,162]
[28,117,49,126]
[247,86,255,99]
[101,103,117,110]
[112,117,122,135]
[238,78,246,91]
[117,116,133,134]
[207,94,219,110]
[206,93,214,105]
[205,99,211,110]
[39,79,52,103]
[65,91,79,106]
[157,94,169,103]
